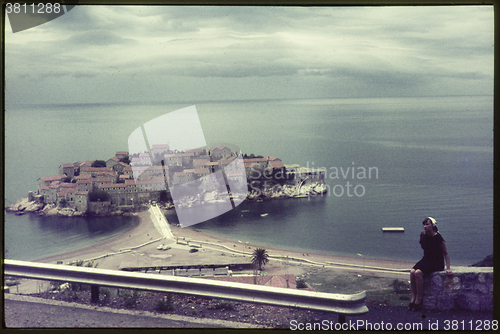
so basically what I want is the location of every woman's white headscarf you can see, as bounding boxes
[428,217,438,230]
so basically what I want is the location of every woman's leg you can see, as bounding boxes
[409,269,417,303]
[415,269,424,304]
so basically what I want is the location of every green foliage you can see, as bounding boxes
[101,287,111,302]
[155,294,175,312]
[243,153,263,159]
[296,278,308,289]
[159,190,171,202]
[212,299,238,310]
[88,190,109,202]
[390,279,410,294]
[123,289,140,308]
[91,160,107,167]
[119,155,130,164]
[251,248,269,271]
[124,296,137,308]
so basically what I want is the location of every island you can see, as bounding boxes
[6,146,327,217]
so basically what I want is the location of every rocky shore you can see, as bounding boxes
[5,197,121,217]
[6,181,327,218]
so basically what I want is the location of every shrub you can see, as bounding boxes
[212,299,238,310]
[155,297,175,312]
[296,278,308,289]
[390,279,410,294]
[124,297,137,308]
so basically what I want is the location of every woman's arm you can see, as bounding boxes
[442,241,452,275]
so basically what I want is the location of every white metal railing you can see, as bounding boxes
[4,259,368,323]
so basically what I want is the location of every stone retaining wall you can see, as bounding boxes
[423,266,493,311]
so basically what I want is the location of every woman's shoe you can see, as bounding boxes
[407,302,415,311]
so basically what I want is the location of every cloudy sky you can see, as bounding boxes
[5,5,493,105]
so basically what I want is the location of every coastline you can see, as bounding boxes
[33,209,415,278]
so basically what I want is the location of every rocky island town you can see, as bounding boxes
[6,145,327,217]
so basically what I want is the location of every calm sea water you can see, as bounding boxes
[4,96,493,265]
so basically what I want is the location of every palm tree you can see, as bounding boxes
[251,248,269,271]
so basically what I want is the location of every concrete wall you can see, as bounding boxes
[423,267,493,311]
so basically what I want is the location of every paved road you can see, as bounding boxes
[4,294,259,329]
[149,205,174,240]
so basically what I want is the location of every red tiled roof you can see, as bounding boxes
[49,181,61,189]
[60,183,77,188]
[39,174,67,182]
[81,167,112,172]
[60,163,73,168]
[76,180,92,184]
[107,157,120,162]
[185,148,205,153]
[194,168,210,174]
[96,172,116,176]
[76,191,88,195]
[269,160,285,168]
[57,188,76,196]
[209,146,229,151]
[193,159,210,166]
[75,174,92,180]
[151,144,170,149]
[220,157,236,165]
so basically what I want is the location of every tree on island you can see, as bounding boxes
[243,153,263,159]
[251,248,269,271]
[119,155,130,165]
[91,160,107,168]
[88,190,109,202]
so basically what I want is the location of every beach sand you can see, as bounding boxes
[33,209,414,279]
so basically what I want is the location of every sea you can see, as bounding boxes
[4,96,493,266]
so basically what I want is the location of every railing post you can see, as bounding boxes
[91,285,99,303]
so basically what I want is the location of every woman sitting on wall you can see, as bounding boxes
[409,217,452,311]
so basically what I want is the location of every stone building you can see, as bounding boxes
[59,164,75,179]
[37,175,67,192]
[209,146,233,161]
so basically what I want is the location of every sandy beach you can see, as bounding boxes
[33,208,414,279]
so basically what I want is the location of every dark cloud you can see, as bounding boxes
[4,5,494,105]
[67,29,137,45]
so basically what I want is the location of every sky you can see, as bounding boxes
[4,5,494,105]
